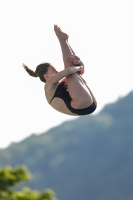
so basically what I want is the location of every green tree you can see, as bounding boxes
[0,165,57,200]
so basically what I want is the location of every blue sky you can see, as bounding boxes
[0,0,133,148]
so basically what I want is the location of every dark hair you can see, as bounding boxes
[23,63,51,83]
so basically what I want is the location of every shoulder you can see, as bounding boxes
[44,75,58,89]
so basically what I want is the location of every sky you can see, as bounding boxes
[0,0,133,149]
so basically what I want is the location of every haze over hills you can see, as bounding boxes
[0,91,133,200]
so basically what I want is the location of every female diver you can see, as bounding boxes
[23,25,97,116]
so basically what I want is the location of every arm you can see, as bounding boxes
[48,66,82,85]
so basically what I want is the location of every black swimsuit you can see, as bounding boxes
[49,82,96,115]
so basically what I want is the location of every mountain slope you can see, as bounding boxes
[0,91,133,200]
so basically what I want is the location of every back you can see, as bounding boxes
[44,81,77,116]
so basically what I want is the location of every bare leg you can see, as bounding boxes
[67,43,85,73]
[54,25,93,108]
[80,76,97,106]
[68,43,76,56]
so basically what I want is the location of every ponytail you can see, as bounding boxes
[23,62,51,83]
[23,63,38,77]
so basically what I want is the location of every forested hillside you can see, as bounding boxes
[0,91,133,200]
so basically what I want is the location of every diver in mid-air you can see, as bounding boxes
[23,25,97,116]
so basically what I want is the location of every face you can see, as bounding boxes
[46,66,58,78]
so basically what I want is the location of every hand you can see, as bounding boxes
[79,66,84,75]
[67,55,82,66]
[67,55,84,75]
